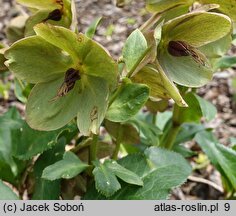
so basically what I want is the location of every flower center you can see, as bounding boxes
[50,68,81,102]
[168,40,207,66]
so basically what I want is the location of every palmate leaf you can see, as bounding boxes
[215,56,236,70]
[85,147,191,199]
[106,160,143,186]
[92,160,143,197]
[92,161,121,197]
[194,94,217,121]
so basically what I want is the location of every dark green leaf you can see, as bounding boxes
[12,121,67,160]
[194,93,217,121]
[85,147,191,199]
[32,137,66,200]
[195,131,236,190]
[173,144,197,158]
[105,160,143,186]
[42,151,89,181]
[0,108,22,176]
[177,93,203,123]
[215,56,236,69]
[128,116,162,146]
[174,123,205,145]
[93,160,121,197]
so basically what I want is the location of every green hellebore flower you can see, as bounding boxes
[157,11,232,87]
[122,28,188,107]
[5,23,118,136]
[17,0,76,37]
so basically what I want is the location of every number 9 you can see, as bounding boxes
[224,203,230,211]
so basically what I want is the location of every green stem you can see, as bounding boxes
[108,85,123,107]
[127,46,152,78]
[17,78,25,90]
[164,124,181,150]
[152,113,157,125]
[162,104,181,149]
[112,125,123,160]
[172,103,181,125]
[108,77,131,107]
[139,12,161,33]
[71,137,93,153]
[89,134,98,165]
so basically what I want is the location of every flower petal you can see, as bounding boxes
[26,77,81,131]
[159,48,212,87]
[76,76,109,136]
[26,75,109,134]
[163,12,232,47]
[16,0,62,10]
[34,23,118,89]
[5,36,73,83]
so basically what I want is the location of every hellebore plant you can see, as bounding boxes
[5,23,118,136]
[1,0,236,200]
